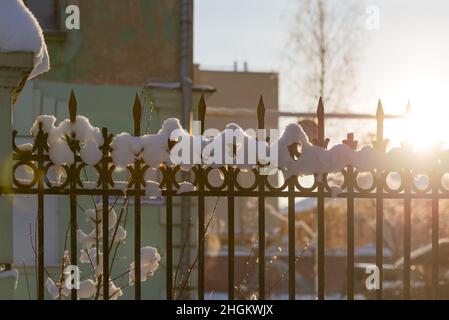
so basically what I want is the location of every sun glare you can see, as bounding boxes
[401,111,445,151]
[386,81,449,151]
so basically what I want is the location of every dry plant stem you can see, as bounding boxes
[234,243,258,298]
[90,195,121,299]
[176,197,220,299]
[92,195,119,268]
[22,261,31,300]
[108,197,129,255]
[83,167,100,265]
[29,222,38,295]
[266,244,310,297]
[29,222,58,298]
[173,219,192,298]
[76,202,85,212]
[94,274,102,300]
[83,248,96,270]
[57,221,72,299]
[109,266,134,283]
[109,196,130,273]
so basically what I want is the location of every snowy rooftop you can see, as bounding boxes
[145,81,216,92]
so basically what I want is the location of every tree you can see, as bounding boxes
[287,0,363,111]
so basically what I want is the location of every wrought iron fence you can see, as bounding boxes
[1,91,447,300]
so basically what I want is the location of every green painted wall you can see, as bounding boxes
[5,0,203,300]
[43,0,181,86]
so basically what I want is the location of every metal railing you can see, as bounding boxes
[1,91,446,300]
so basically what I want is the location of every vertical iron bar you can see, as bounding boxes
[101,127,109,300]
[37,126,45,300]
[288,179,295,300]
[198,95,206,300]
[133,95,142,300]
[431,168,439,299]
[228,167,235,300]
[197,171,205,300]
[257,96,265,300]
[166,168,173,300]
[375,100,384,300]
[346,170,354,300]
[403,168,411,299]
[70,185,77,300]
[69,91,78,300]
[69,144,77,300]
[343,133,357,300]
[317,98,325,300]
[134,167,141,299]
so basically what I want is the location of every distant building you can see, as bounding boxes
[193,64,279,244]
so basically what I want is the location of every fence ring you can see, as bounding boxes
[353,170,376,193]
[440,172,449,193]
[382,170,405,193]
[234,168,258,191]
[13,160,38,188]
[265,174,289,192]
[190,166,200,187]
[384,170,405,193]
[44,163,70,189]
[203,167,228,192]
[158,165,181,189]
[295,175,318,192]
[76,163,96,188]
[77,162,103,188]
[324,171,347,192]
[140,164,151,188]
[170,166,181,189]
[412,173,432,194]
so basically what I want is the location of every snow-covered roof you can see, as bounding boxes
[145,81,216,92]
[279,198,317,214]
[355,242,393,257]
[0,0,50,79]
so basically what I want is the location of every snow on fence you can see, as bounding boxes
[1,91,447,300]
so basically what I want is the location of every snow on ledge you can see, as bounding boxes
[0,0,50,79]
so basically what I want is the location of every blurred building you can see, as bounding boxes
[10,0,281,300]
[193,64,279,242]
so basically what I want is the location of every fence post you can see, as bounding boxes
[68,91,78,301]
[133,94,142,300]
[316,97,326,300]
[343,133,358,300]
[197,94,206,300]
[0,52,33,299]
[375,100,385,300]
[257,96,266,300]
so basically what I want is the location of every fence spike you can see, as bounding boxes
[376,99,385,151]
[133,93,142,136]
[405,100,412,116]
[343,132,358,150]
[198,94,206,134]
[69,90,77,123]
[317,97,325,145]
[376,99,384,119]
[257,96,265,129]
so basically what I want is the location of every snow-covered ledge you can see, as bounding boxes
[0,51,33,299]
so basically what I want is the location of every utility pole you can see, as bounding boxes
[179,0,193,299]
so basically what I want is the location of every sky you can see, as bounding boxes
[194,0,449,147]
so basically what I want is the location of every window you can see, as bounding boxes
[24,0,59,31]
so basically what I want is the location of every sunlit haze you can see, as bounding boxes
[195,0,449,148]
